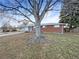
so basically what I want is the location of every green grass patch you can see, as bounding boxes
[0,33,79,59]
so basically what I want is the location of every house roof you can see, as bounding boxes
[18,21,67,27]
[41,23,66,26]
[27,22,34,26]
[26,23,67,26]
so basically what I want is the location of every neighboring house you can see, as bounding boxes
[1,23,17,32]
[41,23,65,34]
[18,22,34,32]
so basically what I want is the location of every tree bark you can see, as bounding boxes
[35,22,41,39]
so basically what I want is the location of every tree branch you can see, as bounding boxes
[16,9,35,24]
[49,0,59,9]
[14,0,34,15]
[40,0,53,21]
[0,2,35,24]
[27,0,34,9]
[39,0,44,12]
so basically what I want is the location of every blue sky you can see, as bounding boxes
[42,2,61,24]
[0,0,61,27]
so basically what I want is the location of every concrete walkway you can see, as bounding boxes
[0,32,23,37]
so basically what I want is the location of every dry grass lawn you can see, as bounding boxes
[0,33,79,59]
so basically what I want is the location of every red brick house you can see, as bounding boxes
[41,23,65,34]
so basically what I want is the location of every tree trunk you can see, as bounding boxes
[35,22,41,39]
[27,21,49,44]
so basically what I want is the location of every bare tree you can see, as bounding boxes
[0,0,60,43]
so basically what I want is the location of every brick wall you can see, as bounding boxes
[41,25,63,33]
